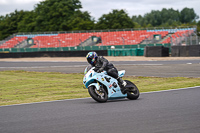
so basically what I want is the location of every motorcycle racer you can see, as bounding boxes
[86,51,127,93]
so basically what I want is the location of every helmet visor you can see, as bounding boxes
[87,57,95,65]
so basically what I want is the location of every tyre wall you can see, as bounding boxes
[0,50,108,58]
[144,46,169,57]
[171,45,200,57]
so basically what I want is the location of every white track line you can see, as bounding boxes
[0,98,92,108]
[142,86,200,94]
[1,86,200,107]
[0,64,163,69]
[120,64,163,66]
[0,65,88,68]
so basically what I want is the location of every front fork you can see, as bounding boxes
[88,82,101,91]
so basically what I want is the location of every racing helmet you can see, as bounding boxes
[86,52,98,65]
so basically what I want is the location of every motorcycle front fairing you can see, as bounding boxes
[83,67,127,99]
[83,67,98,89]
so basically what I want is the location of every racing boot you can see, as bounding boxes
[117,77,127,94]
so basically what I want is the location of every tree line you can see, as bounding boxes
[0,0,199,40]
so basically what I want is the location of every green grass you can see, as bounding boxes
[0,70,200,106]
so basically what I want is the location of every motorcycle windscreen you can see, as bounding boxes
[84,66,92,75]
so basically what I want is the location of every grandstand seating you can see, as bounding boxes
[0,28,195,49]
[161,30,194,44]
[0,36,27,49]
[32,32,98,48]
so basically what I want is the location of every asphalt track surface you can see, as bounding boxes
[0,59,200,77]
[1,87,200,133]
[1,59,200,133]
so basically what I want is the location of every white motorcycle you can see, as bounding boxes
[83,66,140,103]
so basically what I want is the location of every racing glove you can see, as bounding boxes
[97,67,104,73]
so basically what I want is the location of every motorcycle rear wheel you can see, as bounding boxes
[125,80,140,100]
[88,86,108,103]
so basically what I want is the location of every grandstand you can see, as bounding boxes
[0,27,197,49]
[0,36,28,49]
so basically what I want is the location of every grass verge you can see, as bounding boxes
[1,70,200,106]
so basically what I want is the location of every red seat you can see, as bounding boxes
[0,36,27,48]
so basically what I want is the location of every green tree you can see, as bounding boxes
[180,7,199,23]
[17,11,36,32]
[144,10,162,26]
[131,8,198,27]
[66,10,95,30]
[197,20,200,36]
[34,0,81,31]
[0,0,95,40]
[0,10,27,39]
[34,0,94,31]
[95,9,134,29]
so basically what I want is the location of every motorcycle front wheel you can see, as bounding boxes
[125,80,140,100]
[88,86,108,103]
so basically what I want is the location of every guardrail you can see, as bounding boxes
[0,43,170,53]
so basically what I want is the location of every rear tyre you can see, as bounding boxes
[88,86,108,103]
[125,80,140,100]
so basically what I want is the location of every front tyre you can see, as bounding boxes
[125,80,140,100]
[88,86,108,103]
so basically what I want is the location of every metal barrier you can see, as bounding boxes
[170,31,199,46]
[0,43,170,53]
[108,48,144,56]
